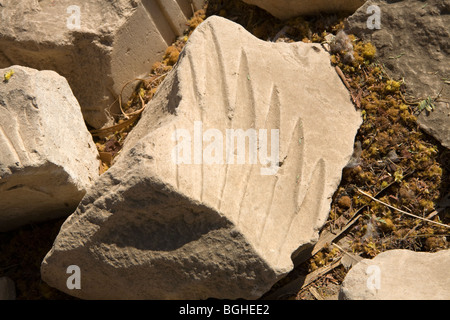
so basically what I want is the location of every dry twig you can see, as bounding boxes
[335,66,361,108]
[356,188,449,229]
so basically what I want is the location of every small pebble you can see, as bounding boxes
[338,196,352,209]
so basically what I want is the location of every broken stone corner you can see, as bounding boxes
[0,65,100,232]
[0,0,207,129]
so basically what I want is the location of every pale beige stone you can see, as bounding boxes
[339,249,450,300]
[0,66,99,232]
[41,16,361,300]
[0,0,205,128]
[242,0,366,20]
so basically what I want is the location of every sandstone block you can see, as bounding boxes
[0,0,205,128]
[242,0,366,20]
[0,66,99,232]
[339,249,450,300]
[41,16,361,300]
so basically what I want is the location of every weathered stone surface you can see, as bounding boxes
[41,16,361,300]
[339,249,450,300]
[0,0,205,129]
[346,0,450,149]
[0,277,16,300]
[0,66,99,232]
[242,0,366,20]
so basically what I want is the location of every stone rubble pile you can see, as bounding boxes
[0,0,448,301]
